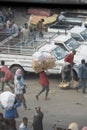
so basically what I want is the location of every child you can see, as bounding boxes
[19,117,29,130]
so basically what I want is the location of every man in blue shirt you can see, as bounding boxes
[75,59,87,93]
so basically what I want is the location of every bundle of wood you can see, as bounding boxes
[32,51,55,73]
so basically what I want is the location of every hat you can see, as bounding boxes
[15,69,22,75]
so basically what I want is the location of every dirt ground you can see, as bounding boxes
[0,73,87,130]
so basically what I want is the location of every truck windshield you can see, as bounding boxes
[64,38,80,51]
[52,46,67,60]
[80,29,87,41]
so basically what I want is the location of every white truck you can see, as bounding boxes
[0,32,87,81]
[69,26,87,42]
[0,31,64,75]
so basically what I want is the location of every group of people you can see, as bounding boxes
[61,49,87,93]
[19,18,45,45]
[0,50,87,130]
[0,7,45,47]
[0,60,48,130]
[0,105,43,130]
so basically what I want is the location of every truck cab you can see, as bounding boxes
[70,26,87,42]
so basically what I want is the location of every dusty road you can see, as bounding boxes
[1,73,87,130]
[19,73,87,130]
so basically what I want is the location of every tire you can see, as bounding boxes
[10,65,25,76]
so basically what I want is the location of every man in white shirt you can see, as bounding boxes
[6,18,12,30]
[19,117,29,130]
[11,20,19,34]
[21,23,29,41]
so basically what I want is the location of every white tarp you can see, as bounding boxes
[0,91,15,109]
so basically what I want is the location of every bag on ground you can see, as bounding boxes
[70,80,79,89]
[59,81,70,89]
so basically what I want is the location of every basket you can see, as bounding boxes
[59,81,70,89]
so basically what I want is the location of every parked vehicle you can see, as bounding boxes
[69,26,87,42]
[52,34,87,58]
[47,17,85,33]
[0,29,87,80]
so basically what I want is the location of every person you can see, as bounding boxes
[75,59,87,93]
[19,117,29,130]
[36,69,49,100]
[6,18,12,31]
[0,9,3,22]
[20,23,29,42]
[14,69,27,94]
[64,50,76,66]
[3,97,21,130]
[14,69,26,86]
[32,106,43,130]
[57,11,66,24]
[11,20,19,34]
[36,19,44,37]
[0,113,5,130]
[3,23,11,33]
[29,27,36,44]
[4,119,15,130]
[61,62,73,82]
[14,74,27,109]
[0,60,13,92]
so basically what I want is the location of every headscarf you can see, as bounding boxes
[15,69,22,75]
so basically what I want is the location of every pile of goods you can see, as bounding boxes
[0,91,15,109]
[32,51,55,73]
[29,14,58,25]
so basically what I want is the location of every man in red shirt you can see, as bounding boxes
[36,69,49,100]
[64,50,76,65]
[0,60,13,92]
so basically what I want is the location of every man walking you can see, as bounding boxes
[36,19,44,37]
[0,60,13,92]
[75,59,87,93]
[36,69,49,100]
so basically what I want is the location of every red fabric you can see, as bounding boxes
[28,8,52,17]
[64,53,74,65]
[1,65,13,82]
[39,71,49,86]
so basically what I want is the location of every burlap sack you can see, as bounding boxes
[59,81,70,89]
[32,60,44,73]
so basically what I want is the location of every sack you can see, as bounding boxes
[22,87,26,94]
[59,81,70,89]
[0,91,15,109]
[70,80,79,89]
